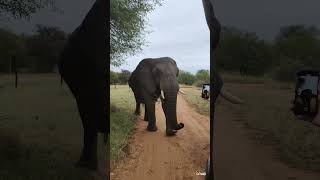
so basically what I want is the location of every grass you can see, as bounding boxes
[221,74,320,171]
[110,85,136,161]
[180,85,210,116]
[0,74,104,180]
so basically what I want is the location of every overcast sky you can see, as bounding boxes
[112,0,210,74]
[1,0,320,74]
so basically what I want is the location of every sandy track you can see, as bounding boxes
[214,102,320,180]
[111,95,210,180]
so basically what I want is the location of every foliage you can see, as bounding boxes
[178,70,196,85]
[270,25,320,81]
[0,0,56,19]
[110,70,131,85]
[118,69,131,84]
[194,69,210,87]
[274,25,320,67]
[0,26,67,73]
[110,0,161,66]
[0,28,26,72]
[110,71,119,85]
[214,26,274,76]
[214,25,320,81]
[26,25,67,72]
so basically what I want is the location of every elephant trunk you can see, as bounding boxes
[161,91,179,131]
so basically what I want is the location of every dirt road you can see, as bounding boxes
[110,92,320,180]
[214,101,320,180]
[111,95,210,180]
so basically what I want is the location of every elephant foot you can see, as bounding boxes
[147,125,158,131]
[175,123,184,130]
[166,129,177,136]
[75,159,97,170]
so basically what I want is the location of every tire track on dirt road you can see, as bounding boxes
[214,101,320,180]
[111,95,210,180]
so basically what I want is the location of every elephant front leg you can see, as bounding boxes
[144,104,149,121]
[145,101,157,131]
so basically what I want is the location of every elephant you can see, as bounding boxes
[58,0,107,170]
[128,57,184,136]
[202,0,245,179]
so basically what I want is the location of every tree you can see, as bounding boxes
[271,25,320,81]
[110,0,161,66]
[118,69,131,84]
[0,0,56,19]
[178,70,196,85]
[274,25,320,67]
[26,25,67,72]
[195,69,210,87]
[0,28,26,72]
[214,26,274,76]
[110,71,119,87]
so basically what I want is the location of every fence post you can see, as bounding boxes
[12,56,18,88]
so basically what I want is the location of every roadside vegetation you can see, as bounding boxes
[0,74,100,179]
[180,85,210,116]
[110,85,136,161]
[222,74,320,171]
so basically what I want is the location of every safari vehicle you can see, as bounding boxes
[292,70,320,118]
[202,84,210,99]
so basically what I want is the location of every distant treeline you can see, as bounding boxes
[215,25,320,81]
[110,69,209,87]
[2,23,319,81]
[0,25,68,73]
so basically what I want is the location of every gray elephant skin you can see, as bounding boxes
[128,57,184,136]
[58,0,107,170]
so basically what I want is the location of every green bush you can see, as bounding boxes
[178,70,196,85]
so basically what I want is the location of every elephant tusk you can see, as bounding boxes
[178,90,186,95]
[220,87,244,104]
[161,90,165,100]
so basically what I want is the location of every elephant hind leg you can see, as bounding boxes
[76,126,98,170]
[62,75,99,170]
[134,102,141,115]
[75,91,99,170]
